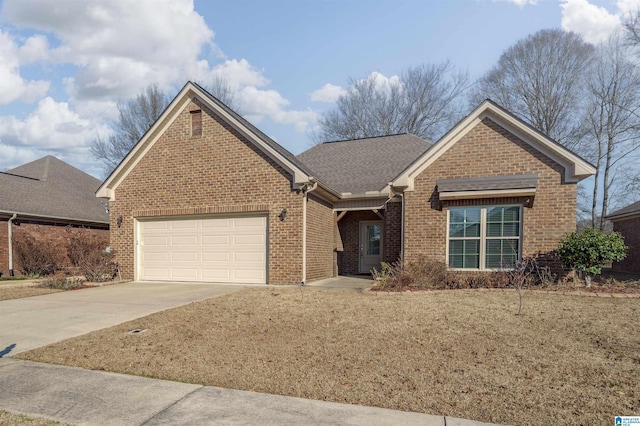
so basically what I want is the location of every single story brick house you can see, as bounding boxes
[606,201,640,274]
[97,82,595,285]
[0,156,109,277]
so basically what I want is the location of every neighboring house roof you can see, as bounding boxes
[97,82,340,201]
[392,99,596,191]
[606,200,640,221]
[0,156,109,226]
[296,134,431,195]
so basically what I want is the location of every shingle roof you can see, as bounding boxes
[0,156,109,225]
[296,134,431,194]
[606,200,640,221]
[437,174,538,192]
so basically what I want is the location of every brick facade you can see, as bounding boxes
[0,219,108,277]
[110,99,334,285]
[305,194,335,282]
[336,203,402,275]
[612,217,640,273]
[404,117,577,268]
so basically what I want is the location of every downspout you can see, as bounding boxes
[7,214,17,277]
[389,185,405,260]
[301,179,318,285]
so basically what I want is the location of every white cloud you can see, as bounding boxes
[3,0,215,100]
[0,31,50,104]
[498,0,537,7]
[0,97,110,150]
[311,83,346,103]
[560,0,622,44]
[616,0,640,16]
[209,59,269,90]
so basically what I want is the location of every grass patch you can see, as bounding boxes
[17,288,640,425]
[0,286,61,301]
[0,410,64,425]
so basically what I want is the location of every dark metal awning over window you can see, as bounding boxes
[436,174,538,201]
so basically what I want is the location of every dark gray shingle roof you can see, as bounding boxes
[437,174,538,192]
[607,200,640,221]
[0,156,109,225]
[296,134,431,194]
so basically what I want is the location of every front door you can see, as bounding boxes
[359,221,383,273]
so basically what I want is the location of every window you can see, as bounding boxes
[448,206,521,270]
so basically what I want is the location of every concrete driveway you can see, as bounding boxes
[0,281,247,357]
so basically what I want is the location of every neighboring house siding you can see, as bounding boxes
[305,194,335,282]
[404,117,576,268]
[0,220,8,276]
[0,221,108,277]
[110,100,305,284]
[612,217,640,273]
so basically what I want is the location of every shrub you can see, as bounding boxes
[556,227,627,287]
[13,233,59,276]
[39,274,85,290]
[66,231,115,282]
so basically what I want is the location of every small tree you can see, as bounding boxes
[556,227,627,287]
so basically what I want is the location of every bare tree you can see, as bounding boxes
[586,34,640,228]
[315,62,469,142]
[198,75,238,110]
[91,84,170,176]
[470,29,594,149]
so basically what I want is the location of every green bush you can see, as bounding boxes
[13,233,59,276]
[556,227,627,287]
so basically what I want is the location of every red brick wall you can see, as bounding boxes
[110,99,325,284]
[404,117,577,268]
[305,194,335,282]
[0,220,108,277]
[384,200,402,263]
[612,217,640,273]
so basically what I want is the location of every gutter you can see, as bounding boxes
[301,179,318,285]
[7,214,16,276]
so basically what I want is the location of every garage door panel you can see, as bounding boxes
[139,215,266,284]
[144,236,169,246]
[202,219,231,228]
[234,234,265,245]
[171,220,198,229]
[202,235,230,245]
[171,252,199,262]
[234,252,265,262]
[202,252,231,262]
[171,235,199,246]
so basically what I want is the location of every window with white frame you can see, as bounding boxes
[447,205,521,270]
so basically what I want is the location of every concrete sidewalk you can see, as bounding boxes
[0,358,500,426]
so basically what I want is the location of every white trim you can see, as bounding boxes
[392,101,595,191]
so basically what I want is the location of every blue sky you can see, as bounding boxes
[0,0,636,178]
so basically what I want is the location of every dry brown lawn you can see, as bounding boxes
[0,410,63,425]
[17,288,640,426]
[0,286,61,301]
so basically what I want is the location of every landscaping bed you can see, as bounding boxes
[17,287,640,426]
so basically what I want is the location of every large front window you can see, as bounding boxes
[448,206,521,270]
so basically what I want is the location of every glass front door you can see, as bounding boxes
[359,221,383,273]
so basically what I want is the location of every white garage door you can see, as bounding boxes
[138,216,267,284]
